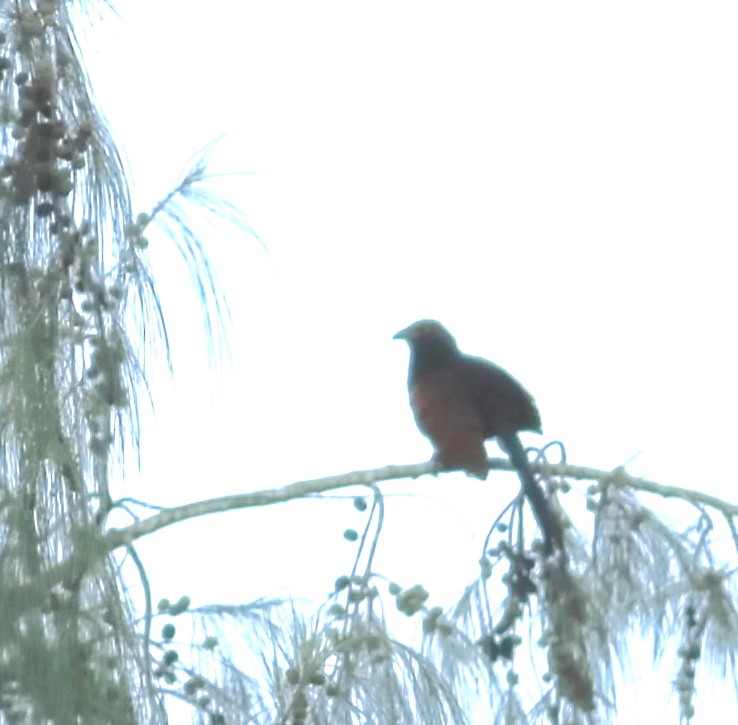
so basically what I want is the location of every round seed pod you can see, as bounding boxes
[35,201,54,217]
[35,166,57,192]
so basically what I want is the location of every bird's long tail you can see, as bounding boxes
[500,433,565,555]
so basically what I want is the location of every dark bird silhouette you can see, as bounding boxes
[394,319,564,554]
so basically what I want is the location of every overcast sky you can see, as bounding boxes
[84,2,738,721]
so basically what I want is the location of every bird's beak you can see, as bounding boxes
[393,326,410,341]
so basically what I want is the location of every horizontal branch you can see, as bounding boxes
[104,459,738,551]
[596,466,738,514]
[6,457,736,624]
[105,461,437,549]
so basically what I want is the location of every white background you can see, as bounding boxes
[83,2,738,721]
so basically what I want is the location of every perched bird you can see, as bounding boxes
[394,319,564,554]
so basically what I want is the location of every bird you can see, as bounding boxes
[394,319,564,554]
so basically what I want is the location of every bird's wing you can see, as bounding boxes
[458,356,542,436]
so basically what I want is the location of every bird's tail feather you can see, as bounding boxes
[500,433,564,555]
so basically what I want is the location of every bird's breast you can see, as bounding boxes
[409,370,485,441]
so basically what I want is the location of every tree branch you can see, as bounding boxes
[105,462,434,549]
[560,464,738,516]
[6,458,736,625]
[104,459,738,551]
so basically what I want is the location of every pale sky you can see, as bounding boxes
[85,2,738,721]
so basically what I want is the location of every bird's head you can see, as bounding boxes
[393,319,459,361]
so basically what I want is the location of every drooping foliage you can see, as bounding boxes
[1,3,737,725]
